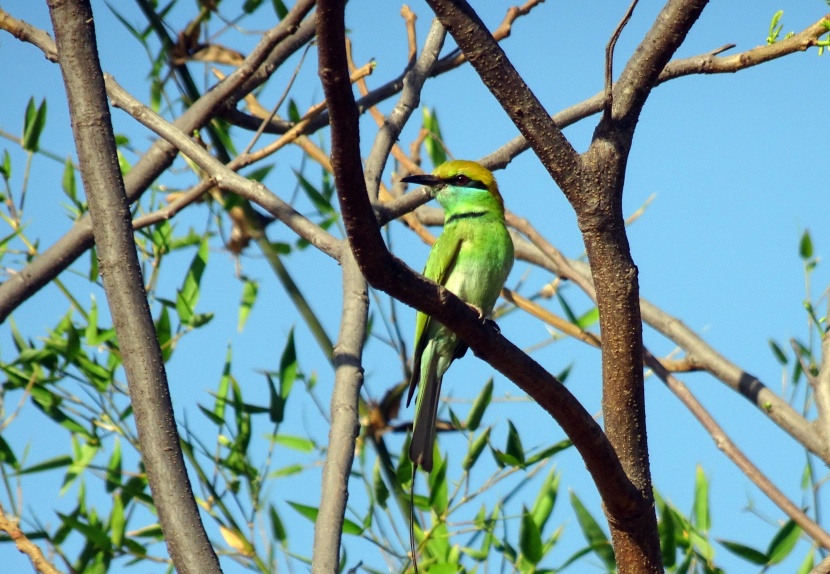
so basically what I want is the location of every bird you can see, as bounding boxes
[400,160,514,472]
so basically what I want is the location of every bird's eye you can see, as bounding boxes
[453,175,471,186]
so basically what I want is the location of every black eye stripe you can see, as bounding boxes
[443,176,488,190]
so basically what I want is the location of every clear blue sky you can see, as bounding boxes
[1,1,828,572]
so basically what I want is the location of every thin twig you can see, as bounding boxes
[0,506,63,574]
[604,0,639,122]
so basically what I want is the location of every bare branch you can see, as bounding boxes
[645,350,830,550]
[659,15,830,82]
[312,250,368,573]
[0,505,62,574]
[813,333,830,447]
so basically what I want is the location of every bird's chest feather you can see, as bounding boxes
[442,220,512,308]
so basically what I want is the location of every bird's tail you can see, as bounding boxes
[409,351,444,473]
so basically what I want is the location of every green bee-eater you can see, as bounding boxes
[401,160,514,472]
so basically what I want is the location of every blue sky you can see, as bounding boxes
[1,1,829,572]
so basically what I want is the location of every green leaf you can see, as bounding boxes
[768,339,788,365]
[61,439,99,495]
[768,10,784,44]
[238,278,258,332]
[422,107,447,167]
[269,329,297,423]
[428,454,449,514]
[693,465,710,531]
[555,291,579,325]
[718,539,768,565]
[151,220,173,254]
[17,454,73,475]
[531,466,559,531]
[89,246,100,282]
[268,463,304,478]
[800,229,814,260]
[525,439,571,465]
[658,497,676,568]
[766,519,800,565]
[294,170,335,215]
[56,512,112,551]
[505,421,525,465]
[0,149,10,180]
[155,306,173,361]
[288,501,363,535]
[796,549,814,574]
[22,97,47,152]
[110,493,126,547]
[271,0,288,19]
[243,0,263,13]
[0,435,19,468]
[269,505,287,542]
[176,238,209,325]
[287,99,301,123]
[462,427,490,471]
[61,158,77,203]
[105,439,122,493]
[215,345,232,421]
[243,164,274,183]
[519,506,543,564]
[576,307,599,330]
[466,378,492,431]
[372,459,389,509]
[271,434,315,452]
[570,491,615,569]
[198,405,224,426]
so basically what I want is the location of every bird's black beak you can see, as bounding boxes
[400,173,442,187]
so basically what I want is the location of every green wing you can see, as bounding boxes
[407,234,463,406]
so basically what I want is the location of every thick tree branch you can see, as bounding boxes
[46,1,221,573]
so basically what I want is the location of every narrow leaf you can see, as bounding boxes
[766,520,801,565]
[519,506,543,564]
[693,465,710,531]
[570,491,615,569]
[465,378,492,431]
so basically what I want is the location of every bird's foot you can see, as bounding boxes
[486,319,501,333]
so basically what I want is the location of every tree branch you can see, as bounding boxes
[0,505,62,574]
[46,1,220,572]
[312,250,368,573]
